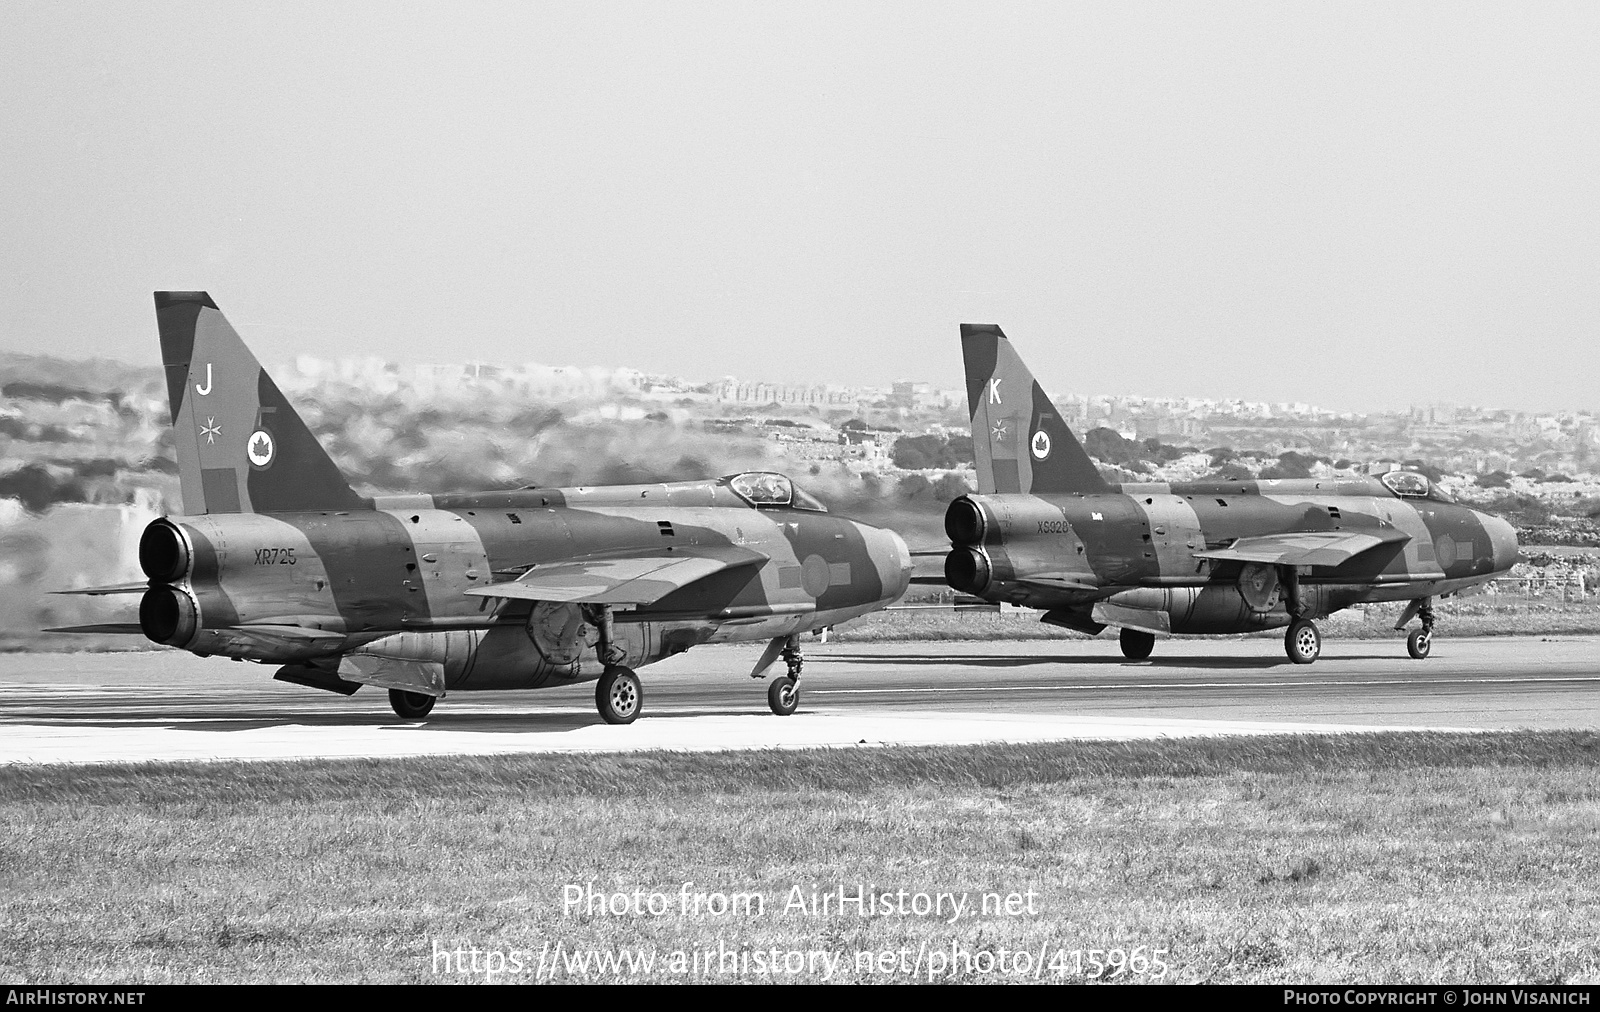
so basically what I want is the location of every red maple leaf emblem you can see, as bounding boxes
[251,434,271,460]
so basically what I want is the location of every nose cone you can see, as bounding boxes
[1480,511,1521,573]
[864,525,912,602]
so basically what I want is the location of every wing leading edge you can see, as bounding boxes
[1193,529,1410,568]
[465,544,768,605]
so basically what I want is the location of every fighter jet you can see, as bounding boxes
[942,324,1520,663]
[52,292,911,723]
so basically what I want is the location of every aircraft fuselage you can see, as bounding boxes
[139,480,909,692]
[945,476,1518,634]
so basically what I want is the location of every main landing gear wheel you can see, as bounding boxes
[768,676,799,716]
[595,666,642,725]
[1407,628,1432,660]
[389,689,436,720]
[1285,619,1321,664]
[1120,628,1155,660]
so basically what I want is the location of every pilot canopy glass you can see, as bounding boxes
[1380,470,1453,503]
[725,471,828,512]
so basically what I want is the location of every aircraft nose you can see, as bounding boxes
[1481,512,1521,573]
[868,525,912,601]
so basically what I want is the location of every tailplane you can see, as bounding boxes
[960,324,1111,496]
[156,292,364,514]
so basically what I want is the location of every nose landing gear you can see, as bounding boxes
[766,636,804,715]
[752,634,804,715]
[767,675,799,716]
[1406,628,1431,660]
[1398,597,1435,660]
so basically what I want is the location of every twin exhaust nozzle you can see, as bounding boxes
[944,496,995,595]
[137,519,196,645]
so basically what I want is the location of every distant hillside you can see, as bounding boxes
[0,353,162,400]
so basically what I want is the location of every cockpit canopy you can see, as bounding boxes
[724,471,828,512]
[1380,470,1454,503]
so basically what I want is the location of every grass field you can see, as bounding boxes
[4,733,1599,984]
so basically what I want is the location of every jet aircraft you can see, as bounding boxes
[942,324,1520,663]
[53,293,911,722]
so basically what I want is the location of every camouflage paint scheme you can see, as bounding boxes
[942,325,1520,662]
[59,293,910,722]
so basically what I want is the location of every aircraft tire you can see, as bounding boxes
[1407,628,1432,660]
[767,676,799,716]
[1119,628,1155,660]
[389,689,436,720]
[1285,619,1321,664]
[596,666,642,725]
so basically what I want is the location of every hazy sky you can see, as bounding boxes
[3,2,1596,412]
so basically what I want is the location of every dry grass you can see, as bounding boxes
[3,733,1599,984]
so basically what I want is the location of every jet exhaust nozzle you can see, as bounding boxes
[139,585,198,646]
[944,546,992,595]
[944,496,987,546]
[139,519,191,583]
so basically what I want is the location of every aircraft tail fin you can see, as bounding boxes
[156,292,365,514]
[960,324,1112,496]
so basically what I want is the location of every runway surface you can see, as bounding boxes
[2,635,1597,765]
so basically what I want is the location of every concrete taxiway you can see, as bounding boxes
[1,636,1596,765]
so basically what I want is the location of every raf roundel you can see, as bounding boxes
[1030,429,1051,460]
[247,429,276,468]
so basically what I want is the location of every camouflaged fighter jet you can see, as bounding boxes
[52,292,911,723]
[941,324,1520,664]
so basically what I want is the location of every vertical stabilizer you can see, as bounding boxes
[156,292,365,514]
[960,323,1111,495]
